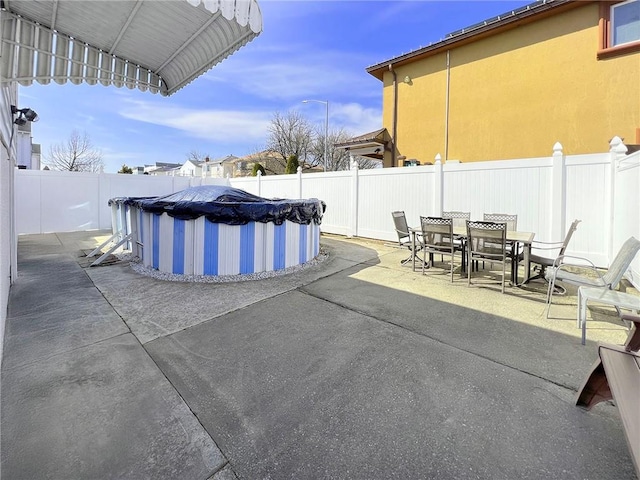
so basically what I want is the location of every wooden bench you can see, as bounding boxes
[576,314,640,477]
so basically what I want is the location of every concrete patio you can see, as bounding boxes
[1,230,636,479]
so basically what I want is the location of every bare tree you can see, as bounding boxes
[349,154,382,170]
[45,130,104,172]
[265,110,381,173]
[186,150,211,163]
[310,128,381,171]
[265,111,315,173]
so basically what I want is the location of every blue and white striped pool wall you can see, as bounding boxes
[113,203,321,276]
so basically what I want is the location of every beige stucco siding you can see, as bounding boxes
[382,3,640,163]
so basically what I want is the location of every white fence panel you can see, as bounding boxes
[36,172,100,232]
[613,150,640,285]
[14,140,640,288]
[442,158,553,235]
[15,171,42,234]
[564,154,611,266]
[15,170,227,234]
[300,172,350,236]
[258,175,298,200]
[298,174,333,202]
[228,177,259,196]
[229,172,349,236]
[357,166,434,242]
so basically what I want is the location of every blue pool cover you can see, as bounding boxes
[109,185,326,226]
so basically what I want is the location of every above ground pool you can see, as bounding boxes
[108,185,326,276]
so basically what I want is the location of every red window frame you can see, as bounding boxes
[598,1,640,59]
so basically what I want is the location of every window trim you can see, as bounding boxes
[598,0,640,59]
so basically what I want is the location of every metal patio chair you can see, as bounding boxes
[484,213,519,271]
[466,220,510,293]
[443,211,471,229]
[443,211,470,266]
[420,216,456,282]
[527,219,581,288]
[545,236,640,318]
[483,213,517,231]
[392,211,423,266]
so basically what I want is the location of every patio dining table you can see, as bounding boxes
[410,226,535,286]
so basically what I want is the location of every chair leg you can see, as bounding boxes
[400,246,412,265]
[546,277,557,318]
[450,253,454,283]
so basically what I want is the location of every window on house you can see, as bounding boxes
[599,0,640,58]
[611,0,640,46]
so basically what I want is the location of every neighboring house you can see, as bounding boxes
[179,158,204,177]
[32,143,41,170]
[136,162,182,176]
[232,150,324,176]
[334,128,391,166]
[179,155,238,178]
[15,122,41,170]
[220,154,239,178]
[364,0,640,166]
[231,150,282,176]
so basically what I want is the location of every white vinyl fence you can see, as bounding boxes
[15,138,640,285]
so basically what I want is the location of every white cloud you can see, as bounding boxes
[118,100,273,143]
[331,103,382,135]
[118,98,381,144]
[206,46,381,102]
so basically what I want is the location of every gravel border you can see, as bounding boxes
[117,250,329,283]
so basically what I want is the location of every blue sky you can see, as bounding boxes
[19,0,530,173]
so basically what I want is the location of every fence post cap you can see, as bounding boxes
[609,136,628,154]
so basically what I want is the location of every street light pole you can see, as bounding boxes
[302,99,329,171]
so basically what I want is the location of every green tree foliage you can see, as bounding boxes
[285,155,299,174]
[118,164,133,174]
[251,163,266,176]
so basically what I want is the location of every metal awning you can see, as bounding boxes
[334,128,390,159]
[0,0,262,96]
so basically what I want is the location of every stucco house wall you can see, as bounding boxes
[378,1,639,164]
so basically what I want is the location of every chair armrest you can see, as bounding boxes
[552,254,598,269]
[531,240,564,249]
[551,255,605,281]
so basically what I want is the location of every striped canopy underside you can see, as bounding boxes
[1,0,262,96]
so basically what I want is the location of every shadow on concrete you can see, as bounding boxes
[2,231,635,480]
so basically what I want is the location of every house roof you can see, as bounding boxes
[219,155,239,164]
[367,0,578,80]
[334,128,390,159]
[1,0,262,96]
[234,150,281,162]
[148,162,182,169]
